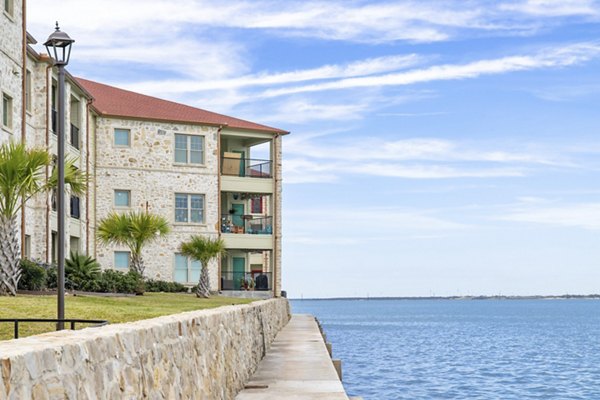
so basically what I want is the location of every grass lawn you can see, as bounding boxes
[0,293,254,340]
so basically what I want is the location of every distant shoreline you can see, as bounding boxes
[291,294,600,301]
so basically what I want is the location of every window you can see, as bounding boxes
[251,197,263,214]
[2,93,12,129]
[4,0,13,16]
[175,193,204,223]
[51,82,57,133]
[174,134,204,164]
[114,128,130,146]
[70,236,80,254]
[70,195,80,219]
[25,70,32,112]
[114,251,130,270]
[174,254,201,283]
[114,190,130,207]
[51,232,57,263]
[51,188,57,211]
[70,96,80,149]
[24,235,31,259]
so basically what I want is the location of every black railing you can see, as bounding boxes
[221,214,272,234]
[0,318,109,339]
[221,157,272,178]
[221,271,272,291]
[70,124,80,149]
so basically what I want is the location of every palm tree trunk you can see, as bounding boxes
[130,253,145,276]
[195,264,210,298]
[0,215,22,296]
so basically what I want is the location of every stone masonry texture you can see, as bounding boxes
[0,298,290,400]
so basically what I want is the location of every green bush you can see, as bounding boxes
[46,264,57,289]
[145,279,187,293]
[65,251,101,291]
[96,270,144,294]
[18,259,47,291]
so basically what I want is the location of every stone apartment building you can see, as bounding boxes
[1,0,287,296]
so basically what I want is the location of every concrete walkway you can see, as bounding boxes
[236,314,350,400]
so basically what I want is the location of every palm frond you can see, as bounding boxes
[0,142,50,217]
[180,235,226,266]
[98,211,170,258]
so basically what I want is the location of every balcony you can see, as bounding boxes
[221,271,272,291]
[221,155,271,178]
[220,155,274,193]
[221,214,272,235]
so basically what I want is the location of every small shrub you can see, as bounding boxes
[96,269,145,294]
[18,259,47,291]
[46,264,57,289]
[145,279,187,293]
[65,251,101,291]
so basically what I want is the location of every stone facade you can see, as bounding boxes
[1,0,286,295]
[0,298,291,399]
[94,117,220,283]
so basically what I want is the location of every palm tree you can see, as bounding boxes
[180,235,226,298]
[65,251,101,291]
[97,211,170,276]
[0,142,86,296]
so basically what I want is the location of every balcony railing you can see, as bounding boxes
[221,156,271,178]
[221,271,272,291]
[221,214,272,234]
[70,124,80,149]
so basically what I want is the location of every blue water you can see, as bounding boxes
[290,299,600,399]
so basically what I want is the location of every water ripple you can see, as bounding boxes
[291,299,600,400]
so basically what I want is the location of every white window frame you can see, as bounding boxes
[173,253,201,283]
[174,193,205,224]
[114,128,131,147]
[2,92,13,130]
[3,0,14,17]
[25,70,32,112]
[174,133,205,165]
[114,251,130,270]
[114,189,131,208]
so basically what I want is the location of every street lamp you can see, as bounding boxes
[44,22,74,330]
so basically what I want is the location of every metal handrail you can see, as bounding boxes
[0,318,109,339]
[221,156,272,178]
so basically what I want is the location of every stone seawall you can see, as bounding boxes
[0,298,290,400]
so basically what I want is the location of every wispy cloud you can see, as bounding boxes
[283,137,578,183]
[532,84,600,101]
[499,0,600,17]
[260,43,600,98]
[285,207,467,245]
[121,55,424,96]
[499,203,600,230]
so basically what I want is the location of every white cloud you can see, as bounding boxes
[121,54,424,96]
[259,43,600,98]
[499,203,600,230]
[282,136,578,183]
[285,207,467,245]
[499,0,599,17]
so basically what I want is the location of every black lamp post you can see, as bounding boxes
[44,22,74,330]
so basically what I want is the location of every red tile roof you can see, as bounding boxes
[76,78,288,134]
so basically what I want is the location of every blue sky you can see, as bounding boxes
[28,0,600,298]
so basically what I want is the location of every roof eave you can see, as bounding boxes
[94,112,288,135]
